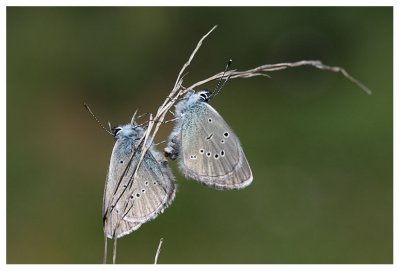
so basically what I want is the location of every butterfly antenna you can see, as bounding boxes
[83,103,113,136]
[212,70,235,100]
[131,109,139,125]
[210,59,232,100]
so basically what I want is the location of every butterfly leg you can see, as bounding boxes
[153,140,167,146]
[131,110,150,125]
[135,112,150,120]
[160,117,179,124]
[164,128,181,160]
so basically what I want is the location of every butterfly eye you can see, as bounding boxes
[199,92,210,102]
[112,127,122,135]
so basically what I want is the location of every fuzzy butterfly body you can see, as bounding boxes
[165,90,253,190]
[103,124,176,239]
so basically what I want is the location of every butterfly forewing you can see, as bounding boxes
[103,135,175,238]
[180,102,252,189]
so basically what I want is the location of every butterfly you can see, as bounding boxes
[164,89,253,190]
[103,121,176,239]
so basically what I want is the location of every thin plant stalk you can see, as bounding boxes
[154,238,164,264]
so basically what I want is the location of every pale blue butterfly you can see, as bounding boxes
[103,120,176,239]
[164,73,253,190]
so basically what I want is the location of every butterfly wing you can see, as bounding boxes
[179,102,253,190]
[103,139,175,239]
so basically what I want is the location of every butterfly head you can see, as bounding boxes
[112,124,143,139]
[198,90,211,103]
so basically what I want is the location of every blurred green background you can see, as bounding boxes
[7,7,392,263]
